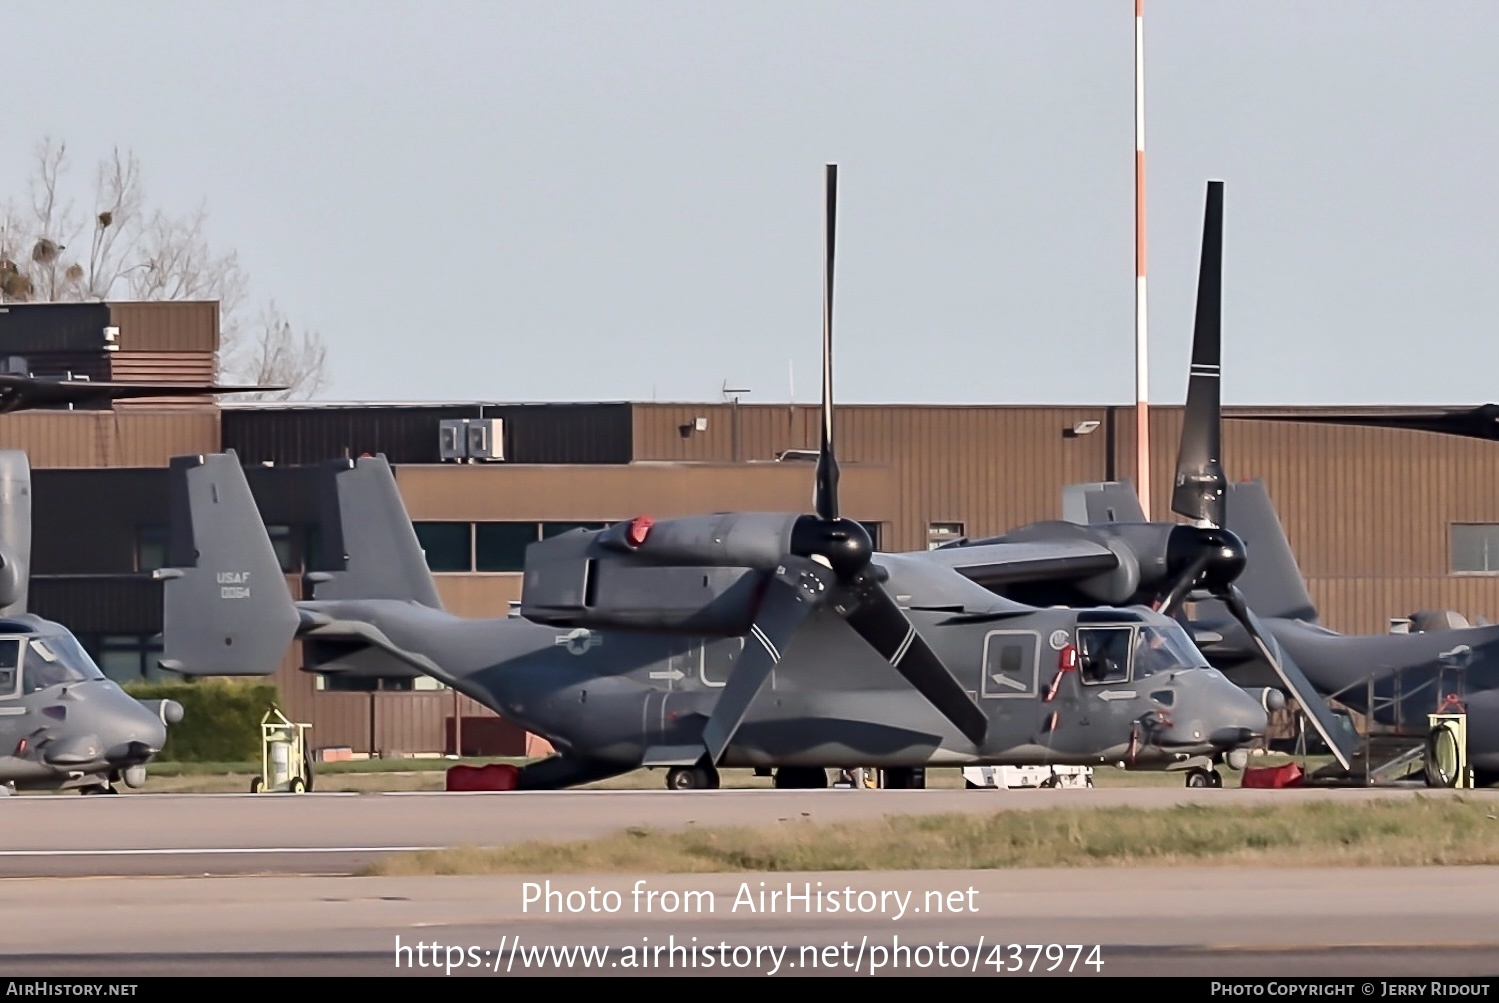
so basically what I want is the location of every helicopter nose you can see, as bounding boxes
[1209,682,1270,746]
[1154,670,1268,747]
[103,697,170,763]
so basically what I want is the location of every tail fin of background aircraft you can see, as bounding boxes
[153,451,301,675]
[1062,481,1148,525]
[304,454,444,609]
[1220,479,1320,622]
[0,450,31,619]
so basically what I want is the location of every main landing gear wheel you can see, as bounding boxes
[666,765,720,790]
[1185,768,1222,788]
[773,767,828,789]
[250,777,263,794]
[79,783,116,795]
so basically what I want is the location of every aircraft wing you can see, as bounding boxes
[914,540,1120,590]
[0,375,285,412]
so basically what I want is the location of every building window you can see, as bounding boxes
[136,525,168,572]
[93,634,168,685]
[1452,524,1499,573]
[266,524,301,573]
[412,522,473,572]
[305,521,334,572]
[928,522,964,550]
[475,522,541,572]
[541,521,608,538]
[316,674,418,692]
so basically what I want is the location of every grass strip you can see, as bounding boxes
[361,795,1499,875]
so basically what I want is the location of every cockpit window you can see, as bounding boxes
[21,635,105,694]
[0,638,19,698]
[1133,623,1210,679]
[1077,626,1133,684]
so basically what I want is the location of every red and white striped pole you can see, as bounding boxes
[1133,0,1151,519]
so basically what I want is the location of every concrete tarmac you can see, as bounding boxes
[4,785,1495,878]
[3,868,1499,977]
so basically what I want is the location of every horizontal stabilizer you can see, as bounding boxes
[153,451,300,676]
[641,745,707,768]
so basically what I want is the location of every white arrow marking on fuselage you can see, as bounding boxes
[649,669,685,681]
[988,674,1027,691]
[1098,690,1137,701]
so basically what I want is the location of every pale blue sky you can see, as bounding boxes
[6,2,1496,406]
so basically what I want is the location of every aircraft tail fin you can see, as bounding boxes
[0,450,31,618]
[305,454,444,609]
[1221,479,1319,622]
[1062,480,1148,525]
[153,451,301,676]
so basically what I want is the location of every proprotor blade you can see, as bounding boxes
[1218,584,1354,772]
[700,557,836,764]
[843,584,988,746]
[1171,179,1226,528]
[814,163,840,522]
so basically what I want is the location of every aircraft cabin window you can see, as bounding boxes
[1076,626,1134,685]
[0,638,18,698]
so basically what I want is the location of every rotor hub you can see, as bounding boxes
[1166,524,1247,594]
[790,515,873,581]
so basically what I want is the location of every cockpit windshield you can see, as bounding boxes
[20,634,106,694]
[1133,622,1211,678]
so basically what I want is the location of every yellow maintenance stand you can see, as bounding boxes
[1423,713,1473,789]
[251,706,313,794]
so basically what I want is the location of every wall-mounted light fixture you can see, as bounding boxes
[1063,420,1101,438]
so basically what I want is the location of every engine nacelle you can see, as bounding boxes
[523,559,766,636]
[521,517,777,635]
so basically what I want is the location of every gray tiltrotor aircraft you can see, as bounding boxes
[943,179,1495,787]
[153,167,1271,791]
[0,366,283,794]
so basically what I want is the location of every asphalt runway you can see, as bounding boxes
[3,868,1499,977]
[4,785,1496,878]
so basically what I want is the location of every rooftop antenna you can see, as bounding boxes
[722,379,750,461]
[1134,0,1152,519]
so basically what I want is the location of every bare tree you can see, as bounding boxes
[0,137,329,398]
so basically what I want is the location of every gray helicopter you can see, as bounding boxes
[0,365,284,795]
[152,166,1271,792]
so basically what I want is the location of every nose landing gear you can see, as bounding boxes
[1184,767,1222,788]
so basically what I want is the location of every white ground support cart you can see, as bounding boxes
[963,765,1093,789]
